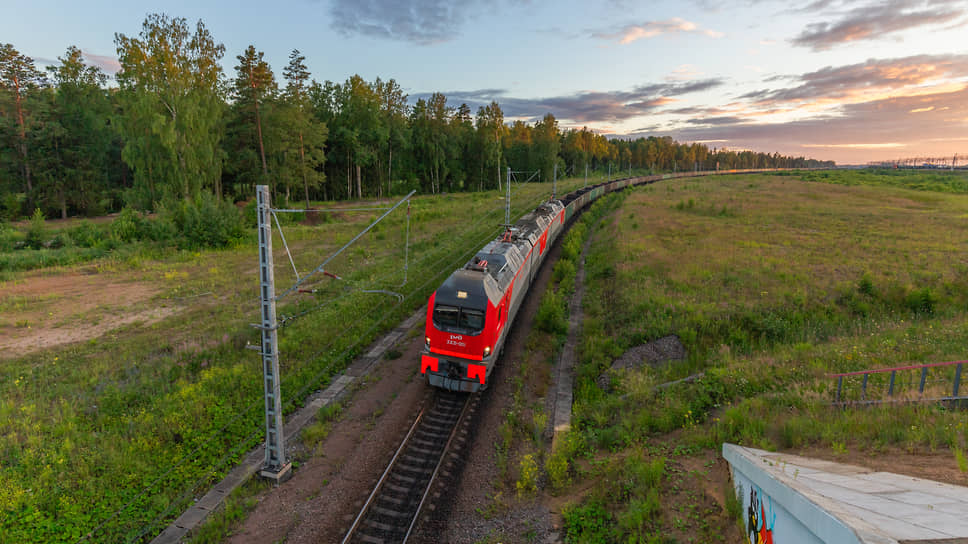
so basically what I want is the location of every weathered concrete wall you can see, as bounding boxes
[723,444,865,544]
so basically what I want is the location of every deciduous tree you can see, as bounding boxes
[115,13,226,207]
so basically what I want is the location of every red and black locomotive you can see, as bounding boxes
[421,199,565,392]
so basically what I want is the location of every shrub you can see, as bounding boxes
[905,286,937,315]
[159,193,245,249]
[0,223,24,252]
[1,192,24,221]
[545,448,570,492]
[515,453,539,496]
[24,208,48,249]
[535,288,568,336]
[67,221,106,248]
[858,273,876,297]
[617,490,661,535]
[563,500,613,543]
[110,207,149,243]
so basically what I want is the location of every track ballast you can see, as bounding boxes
[342,390,471,544]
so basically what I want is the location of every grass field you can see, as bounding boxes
[0,175,601,543]
[547,170,968,542]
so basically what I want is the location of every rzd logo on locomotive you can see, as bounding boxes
[447,334,466,347]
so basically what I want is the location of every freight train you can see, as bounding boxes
[419,169,772,392]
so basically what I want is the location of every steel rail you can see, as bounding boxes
[341,407,427,544]
[341,392,471,544]
[402,395,472,543]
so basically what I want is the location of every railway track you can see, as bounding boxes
[342,390,473,544]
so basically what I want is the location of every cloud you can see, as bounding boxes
[661,86,968,161]
[791,0,968,51]
[684,116,749,126]
[416,78,726,123]
[738,54,968,108]
[666,64,703,82]
[32,50,121,77]
[329,0,479,45]
[592,17,723,44]
[81,50,121,75]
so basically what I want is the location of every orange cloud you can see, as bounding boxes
[593,18,724,44]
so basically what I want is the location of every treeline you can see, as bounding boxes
[0,14,834,221]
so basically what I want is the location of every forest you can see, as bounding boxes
[0,13,834,222]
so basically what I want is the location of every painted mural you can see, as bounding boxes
[748,486,776,544]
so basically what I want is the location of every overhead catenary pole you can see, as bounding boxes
[506,167,511,225]
[403,200,410,284]
[553,163,557,200]
[256,185,291,483]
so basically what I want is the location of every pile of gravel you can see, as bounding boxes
[598,334,686,390]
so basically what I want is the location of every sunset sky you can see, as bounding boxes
[4,0,968,164]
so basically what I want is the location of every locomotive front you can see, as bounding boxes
[421,268,502,392]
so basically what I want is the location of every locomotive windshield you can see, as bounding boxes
[433,304,485,335]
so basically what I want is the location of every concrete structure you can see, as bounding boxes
[723,443,968,544]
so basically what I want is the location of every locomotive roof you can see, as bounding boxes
[435,269,502,308]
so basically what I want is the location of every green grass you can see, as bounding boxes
[0,176,596,543]
[557,170,968,541]
[787,167,968,194]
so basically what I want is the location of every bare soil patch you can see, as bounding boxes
[0,269,175,357]
[792,445,968,487]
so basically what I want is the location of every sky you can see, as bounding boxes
[4,0,968,165]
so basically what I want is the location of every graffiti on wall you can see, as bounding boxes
[748,486,776,544]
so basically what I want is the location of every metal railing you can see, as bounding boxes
[830,359,965,404]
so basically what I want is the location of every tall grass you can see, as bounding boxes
[0,177,595,543]
[559,171,968,539]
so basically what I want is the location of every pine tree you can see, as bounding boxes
[0,43,47,204]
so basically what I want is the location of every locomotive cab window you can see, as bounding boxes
[433,305,460,328]
[460,308,484,332]
[433,304,485,335]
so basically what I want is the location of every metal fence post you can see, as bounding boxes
[888,371,896,397]
[836,376,843,403]
[919,367,928,394]
[954,363,963,397]
[861,374,868,401]
[256,185,291,482]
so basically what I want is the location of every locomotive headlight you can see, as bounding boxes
[425,336,431,349]
[484,346,491,357]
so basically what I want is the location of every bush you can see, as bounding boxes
[535,288,568,336]
[563,500,613,543]
[545,448,571,492]
[515,453,539,496]
[617,490,661,535]
[1,192,24,221]
[67,221,106,248]
[0,223,24,252]
[158,193,245,249]
[24,208,48,249]
[905,286,937,315]
[110,207,150,243]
